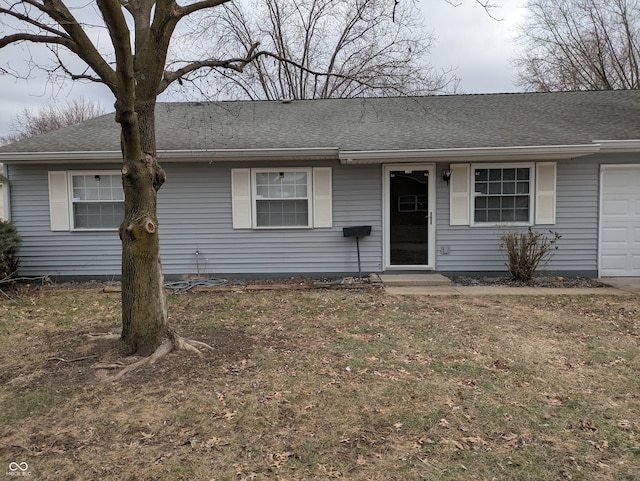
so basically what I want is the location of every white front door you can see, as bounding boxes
[599,165,640,276]
[383,164,436,270]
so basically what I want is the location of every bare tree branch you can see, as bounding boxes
[169,0,457,100]
[514,0,640,91]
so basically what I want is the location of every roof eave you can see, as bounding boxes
[2,141,639,165]
[0,147,340,164]
[339,144,606,164]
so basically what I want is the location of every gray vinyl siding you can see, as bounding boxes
[157,162,382,276]
[434,154,637,275]
[8,152,636,278]
[9,164,122,279]
[9,161,383,278]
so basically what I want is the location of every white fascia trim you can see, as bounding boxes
[0,147,340,164]
[0,151,123,164]
[339,144,602,164]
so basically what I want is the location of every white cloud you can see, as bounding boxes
[420,0,527,93]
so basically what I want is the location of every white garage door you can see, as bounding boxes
[600,165,640,276]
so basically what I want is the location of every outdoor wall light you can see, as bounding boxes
[442,169,452,185]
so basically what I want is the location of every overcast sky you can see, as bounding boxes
[0,0,527,138]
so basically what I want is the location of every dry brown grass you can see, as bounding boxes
[0,285,638,480]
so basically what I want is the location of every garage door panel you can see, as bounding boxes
[600,165,640,276]
[601,255,627,270]
[602,227,629,243]
[602,199,629,215]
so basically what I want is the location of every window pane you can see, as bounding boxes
[475,169,488,181]
[255,171,308,199]
[72,174,122,201]
[502,168,516,180]
[503,181,515,194]
[502,197,515,209]
[489,182,502,194]
[488,209,501,221]
[516,196,529,208]
[488,197,501,208]
[515,209,529,221]
[71,174,123,229]
[502,210,515,222]
[473,167,531,224]
[256,200,308,227]
[73,202,123,229]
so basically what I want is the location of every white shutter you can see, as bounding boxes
[0,184,4,221]
[313,167,332,228]
[48,171,70,231]
[231,168,252,229]
[535,162,556,225]
[449,163,470,225]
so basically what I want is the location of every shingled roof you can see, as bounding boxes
[1,90,638,155]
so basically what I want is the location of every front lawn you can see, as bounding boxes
[1,286,638,480]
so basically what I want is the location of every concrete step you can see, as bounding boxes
[378,273,452,287]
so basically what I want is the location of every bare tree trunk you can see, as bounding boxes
[118,100,168,357]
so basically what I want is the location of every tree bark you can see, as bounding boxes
[118,101,168,357]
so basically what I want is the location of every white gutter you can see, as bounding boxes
[159,147,339,162]
[339,144,604,164]
[594,139,640,152]
[0,147,340,164]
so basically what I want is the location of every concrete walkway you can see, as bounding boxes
[380,274,640,296]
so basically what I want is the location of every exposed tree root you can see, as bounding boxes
[84,332,120,341]
[46,355,98,363]
[89,331,214,382]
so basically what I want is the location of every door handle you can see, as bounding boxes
[426,212,433,224]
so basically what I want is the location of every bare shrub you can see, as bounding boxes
[499,228,561,282]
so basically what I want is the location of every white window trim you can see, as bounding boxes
[252,167,313,229]
[470,163,535,227]
[68,170,123,232]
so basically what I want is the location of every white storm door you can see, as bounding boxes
[384,164,436,270]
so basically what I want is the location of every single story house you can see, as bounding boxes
[0,90,639,279]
